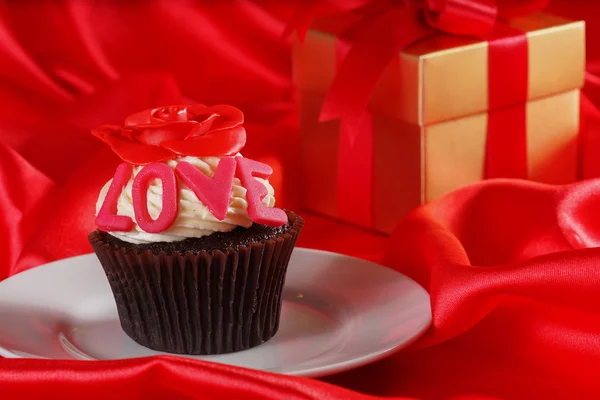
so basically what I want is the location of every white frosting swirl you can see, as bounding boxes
[95,156,276,244]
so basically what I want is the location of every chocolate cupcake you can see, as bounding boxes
[88,105,303,355]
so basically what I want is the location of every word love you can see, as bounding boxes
[96,157,287,234]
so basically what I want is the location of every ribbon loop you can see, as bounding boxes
[425,0,498,37]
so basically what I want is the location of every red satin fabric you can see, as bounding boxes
[2,1,600,399]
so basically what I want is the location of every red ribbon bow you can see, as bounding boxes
[289,0,549,229]
[296,0,549,125]
[289,0,548,40]
[426,0,551,36]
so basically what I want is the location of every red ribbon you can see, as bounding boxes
[334,39,376,228]
[289,0,548,228]
[425,0,498,36]
[485,23,530,178]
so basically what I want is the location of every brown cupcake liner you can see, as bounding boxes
[88,211,303,355]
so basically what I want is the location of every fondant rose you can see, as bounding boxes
[92,104,246,164]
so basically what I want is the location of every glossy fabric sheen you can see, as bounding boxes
[2,1,600,399]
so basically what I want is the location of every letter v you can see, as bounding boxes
[175,158,235,221]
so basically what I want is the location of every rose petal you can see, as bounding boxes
[185,113,219,139]
[124,109,154,126]
[185,104,209,116]
[151,105,188,122]
[190,104,244,131]
[126,107,186,126]
[161,125,246,157]
[132,121,197,145]
[103,134,174,164]
[206,104,244,122]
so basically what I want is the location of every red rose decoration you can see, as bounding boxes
[92,104,246,164]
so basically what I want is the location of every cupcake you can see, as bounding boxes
[88,104,303,355]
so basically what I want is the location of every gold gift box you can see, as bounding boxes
[293,12,585,234]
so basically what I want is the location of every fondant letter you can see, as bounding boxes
[235,157,287,226]
[96,162,134,232]
[175,158,235,221]
[132,163,178,233]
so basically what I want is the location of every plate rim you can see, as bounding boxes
[0,248,432,378]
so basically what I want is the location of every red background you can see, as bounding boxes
[2,1,600,399]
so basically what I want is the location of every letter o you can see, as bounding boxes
[132,163,178,233]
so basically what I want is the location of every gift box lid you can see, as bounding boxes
[293,12,585,126]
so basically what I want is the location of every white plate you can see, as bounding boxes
[0,248,431,377]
